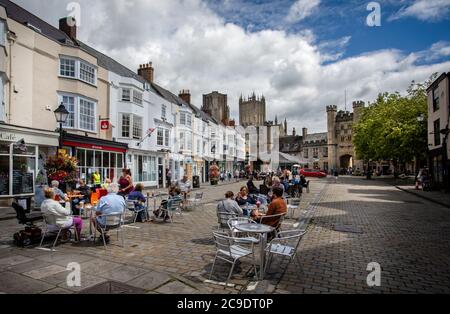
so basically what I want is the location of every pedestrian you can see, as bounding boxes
[118,168,134,198]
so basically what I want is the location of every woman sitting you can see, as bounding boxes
[51,180,68,206]
[217,191,243,216]
[236,187,256,206]
[127,183,148,222]
[41,188,83,241]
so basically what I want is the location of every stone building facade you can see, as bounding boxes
[239,93,266,127]
[326,102,364,172]
[202,91,229,124]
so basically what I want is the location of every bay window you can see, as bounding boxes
[60,94,96,132]
[59,57,97,85]
[120,113,131,138]
[157,128,164,146]
[164,129,170,146]
[120,113,143,139]
[133,116,143,139]
[122,88,131,102]
[133,90,143,105]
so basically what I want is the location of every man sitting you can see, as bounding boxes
[91,183,125,243]
[127,183,147,222]
[153,187,183,222]
[254,187,287,228]
[71,179,91,216]
[217,191,243,216]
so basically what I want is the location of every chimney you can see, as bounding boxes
[137,62,154,83]
[179,89,191,105]
[59,16,77,40]
[302,127,307,139]
[292,128,296,136]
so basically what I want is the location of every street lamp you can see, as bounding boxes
[54,103,69,151]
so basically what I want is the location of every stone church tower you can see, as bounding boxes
[239,93,266,127]
[326,101,365,172]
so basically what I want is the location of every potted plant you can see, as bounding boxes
[44,152,78,192]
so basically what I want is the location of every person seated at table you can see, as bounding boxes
[153,187,182,222]
[101,178,112,190]
[217,191,243,216]
[127,183,147,222]
[271,176,285,196]
[253,187,287,228]
[41,188,83,242]
[177,175,192,202]
[71,179,91,216]
[236,187,256,207]
[246,176,260,195]
[51,180,68,206]
[91,183,126,243]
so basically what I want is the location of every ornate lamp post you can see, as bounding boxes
[53,103,69,151]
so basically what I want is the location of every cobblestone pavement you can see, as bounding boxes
[0,177,449,294]
[269,176,450,294]
[0,179,322,294]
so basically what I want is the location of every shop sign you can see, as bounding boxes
[100,121,110,131]
[0,132,17,141]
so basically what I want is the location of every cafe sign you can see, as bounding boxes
[0,132,17,141]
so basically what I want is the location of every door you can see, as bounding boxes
[158,157,163,187]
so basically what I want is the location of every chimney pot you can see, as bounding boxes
[59,16,77,40]
[137,61,154,83]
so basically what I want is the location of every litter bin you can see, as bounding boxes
[193,176,200,189]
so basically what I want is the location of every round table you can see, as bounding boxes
[234,223,274,280]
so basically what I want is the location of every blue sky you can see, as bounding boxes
[206,0,450,64]
[11,0,450,132]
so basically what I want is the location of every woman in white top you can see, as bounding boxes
[40,188,83,240]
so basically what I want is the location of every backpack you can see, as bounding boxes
[13,226,42,247]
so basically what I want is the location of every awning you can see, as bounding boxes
[63,133,128,153]
[279,152,318,165]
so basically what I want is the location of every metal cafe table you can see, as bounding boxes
[233,222,274,280]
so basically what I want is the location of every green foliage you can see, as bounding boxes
[353,75,435,165]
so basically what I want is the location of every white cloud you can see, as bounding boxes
[12,0,450,133]
[285,0,321,23]
[390,0,450,21]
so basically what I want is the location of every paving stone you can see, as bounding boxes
[79,259,123,275]
[154,280,198,294]
[0,271,55,294]
[126,271,171,291]
[0,255,34,269]
[41,287,74,294]
[99,265,149,283]
[23,265,67,280]
[58,273,107,292]
[5,259,52,274]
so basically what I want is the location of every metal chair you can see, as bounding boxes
[39,215,79,250]
[186,192,204,210]
[167,198,183,223]
[217,211,238,231]
[257,213,286,237]
[264,229,307,274]
[93,213,124,249]
[209,232,259,283]
[227,217,259,244]
[126,199,148,223]
[287,198,301,219]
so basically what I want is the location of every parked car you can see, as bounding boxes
[300,168,327,178]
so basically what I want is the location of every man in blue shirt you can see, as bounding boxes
[91,183,125,243]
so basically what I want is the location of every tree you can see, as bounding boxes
[353,76,434,175]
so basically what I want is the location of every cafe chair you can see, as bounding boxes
[93,213,124,249]
[216,211,238,231]
[186,192,204,210]
[264,229,307,274]
[257,213,286,238]
[209,232,259,283]
[287,198,301,219]
[227,217,260,244]
[39,215,79,250]
[126,199,148,223]
[167,199,183,223]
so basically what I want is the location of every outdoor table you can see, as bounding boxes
[234,222,274,280]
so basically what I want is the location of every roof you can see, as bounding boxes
[0,0,75,46]
[426,72,450,92]
[304,132,327,143]
[280,135,303,153]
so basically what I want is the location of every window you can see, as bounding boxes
[120,113,130,138]
[0,20,5,46]
[187,133,192,150]
[180,112,192,127]
[122,88,131,102]
[187,114,192,127]
[157,128,164,146]
[433,87,440,111]
[304,149,309,159]
[197,139,201,154]
[323,147,328,157]
[132,116,143,139]
[161,105,167,119]
[434,119,441,146]
[133,90,143,105]
[60,58,76,78]
[79,62,96,85]
[60,94,96,131]
[59,57,97,85]
[179,132,185,150]
[313,148,319,158]
[79,99,96,131]
[164,129,170,147]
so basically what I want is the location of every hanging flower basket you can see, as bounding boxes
[209,163,220,185]
[44,153,78,190]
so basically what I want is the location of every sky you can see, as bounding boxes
[11,0,450,133]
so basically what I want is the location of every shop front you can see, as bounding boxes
[62,133,128,185]
[0,124,59,199]
[126,149,160,188]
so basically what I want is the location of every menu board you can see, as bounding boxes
[12,170,34,195]
[0,175,8,196]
